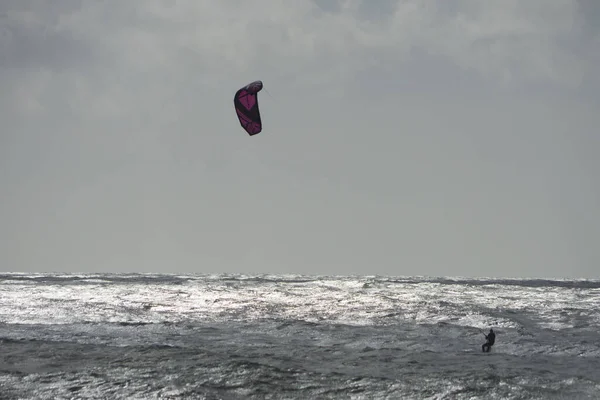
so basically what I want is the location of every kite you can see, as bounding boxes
[234,80,263,136]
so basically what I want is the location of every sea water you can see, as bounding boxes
[1,273,599,399]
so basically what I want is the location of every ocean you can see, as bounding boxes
[0,273,599,399]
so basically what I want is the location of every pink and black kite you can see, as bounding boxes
[234,80,263,136]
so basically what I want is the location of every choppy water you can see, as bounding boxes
[0,273,599,399]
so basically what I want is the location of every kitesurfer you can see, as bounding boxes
[482,328,495,352]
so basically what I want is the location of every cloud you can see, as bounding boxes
[1,0,597,113]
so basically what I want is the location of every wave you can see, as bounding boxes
[1,273,599,291]
[387,277,600,289]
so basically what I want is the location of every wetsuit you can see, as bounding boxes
[482,330,495,352]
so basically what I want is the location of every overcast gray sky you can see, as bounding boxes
[1,0,599,278]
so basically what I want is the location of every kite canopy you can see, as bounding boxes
[234,80,263,136]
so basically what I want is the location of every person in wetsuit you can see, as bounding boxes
[482,328,495,352]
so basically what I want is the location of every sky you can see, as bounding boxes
[1,0,599,278]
